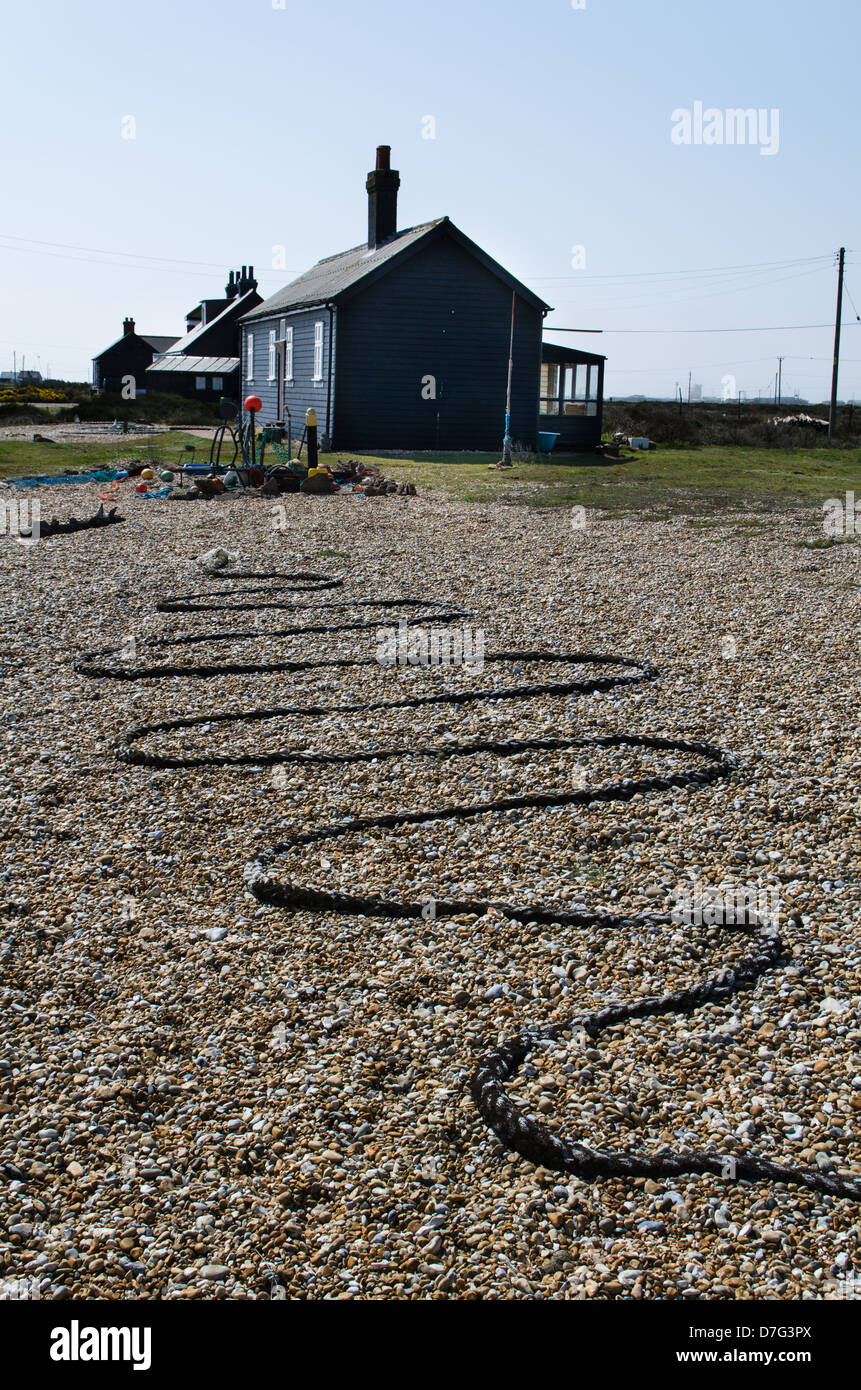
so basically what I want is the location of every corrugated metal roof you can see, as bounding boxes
[241,218,550,321]
[146,355,239,374]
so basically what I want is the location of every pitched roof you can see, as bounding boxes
[141,335,179,352]
[242,217,551,320]
[93,332,178,360]
[146,355,239,375]
[165,289,260,355]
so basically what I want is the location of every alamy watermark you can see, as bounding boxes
[671,102,780,157]
[375,620,485,672]
[0,497,40,545]
[823,492,860,538]
[0,1276,40,1299]
[671,880,780,927]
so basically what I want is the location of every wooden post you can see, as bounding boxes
[306,408,318,471]
[501,293,515,466]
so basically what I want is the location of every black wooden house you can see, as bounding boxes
[241,147,603,452]
[92,320,177,394]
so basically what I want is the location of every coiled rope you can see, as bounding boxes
[76,571,861,1200]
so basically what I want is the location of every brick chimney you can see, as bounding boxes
[123,317,135,336]
[366,145,400,249]
[225,270,237,300]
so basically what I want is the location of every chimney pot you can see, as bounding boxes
[376,145,391,171]
[123,316,135,336]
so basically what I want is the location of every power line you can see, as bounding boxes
[530,253,836,285]
[573,323,861,335]
[549,264,832,316]
[0,233,238,270]
[0,237,288,282]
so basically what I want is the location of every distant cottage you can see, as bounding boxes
[91,320,178,395]
[240,147,604,452]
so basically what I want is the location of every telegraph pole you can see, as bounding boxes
[777,356,784,408]
[829,247,845,440]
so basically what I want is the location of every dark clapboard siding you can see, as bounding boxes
[332,234,542,452]
[93,336,161,393]
[241,310,333,441]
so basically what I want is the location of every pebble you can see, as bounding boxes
[0,485,859,1302]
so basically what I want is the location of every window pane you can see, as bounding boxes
[539,362,560,413]
[313,321,324,380]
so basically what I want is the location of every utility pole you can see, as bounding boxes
[777,356,784,408]
[687,371,692,404]
[829,246,845,440]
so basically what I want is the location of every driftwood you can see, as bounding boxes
[34,503,125,539]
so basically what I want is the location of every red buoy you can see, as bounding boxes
[244,395,262,413]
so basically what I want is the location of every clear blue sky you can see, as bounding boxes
[3,0,860,400]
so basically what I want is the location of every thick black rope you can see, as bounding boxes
[75,596,473,681]
[76,572,861,1200]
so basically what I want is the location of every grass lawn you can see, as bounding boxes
[351,446,861,516]
[0,430,209,479]
[1,435,859,517]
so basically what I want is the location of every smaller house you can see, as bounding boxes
[92,319,177,394]
[540,343,606,451]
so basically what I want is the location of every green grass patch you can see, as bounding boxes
[797,535,857,549]
[0,431,212,479]
[321,445,861,515]
[2,437,859,520]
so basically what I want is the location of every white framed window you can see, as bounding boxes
[282,322,293,381]
[268,328,276,381]
[246,333,254,382]
[313,320,324,381]
[211,376,223,392]
[195,376,206,391]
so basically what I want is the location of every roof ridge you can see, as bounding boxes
[313,219,444,267]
